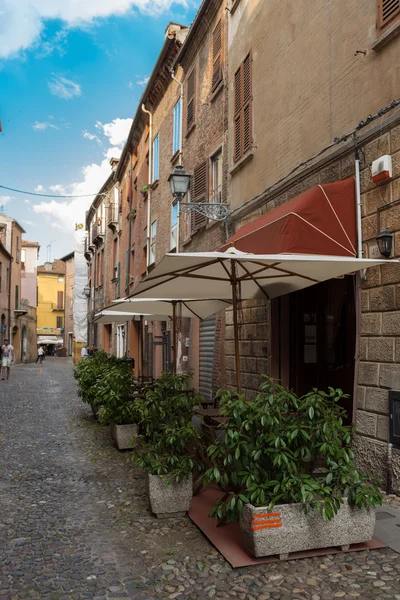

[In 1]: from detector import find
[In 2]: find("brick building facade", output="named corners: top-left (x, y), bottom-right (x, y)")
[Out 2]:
top-left (83, 0), bottom-right (400, 488)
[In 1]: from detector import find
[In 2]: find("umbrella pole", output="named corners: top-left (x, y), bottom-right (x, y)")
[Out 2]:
top-left (139, 316), bottom-right (144, 377)
top-left (230, 262), bottom-right (241, 392)
top-left (172, 301), bottom-right (177, 374)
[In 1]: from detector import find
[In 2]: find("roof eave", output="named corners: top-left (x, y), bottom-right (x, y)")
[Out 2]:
top-left (115, 32), bottom-right (185, 182)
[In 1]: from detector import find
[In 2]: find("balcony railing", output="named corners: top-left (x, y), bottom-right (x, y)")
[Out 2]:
top-left (84, 236), bottom-right (92, 260)
top-left (51, 303), bottom-right (64, 311)
top-left (92, 219), bottom-right (105, 244)
top-left (107, 203), bottom-right (118, 229)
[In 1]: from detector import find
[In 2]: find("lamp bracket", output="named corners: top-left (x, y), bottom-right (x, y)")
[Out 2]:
top-left (179, 202), bottom-right (230, 222)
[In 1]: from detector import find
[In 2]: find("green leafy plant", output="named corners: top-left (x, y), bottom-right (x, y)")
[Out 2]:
top-left (140, 184), bottom-right (149, 196)
top-left (132, 372), bottom-right (203, 482)
top-left (129, 208), bottom-right (137, 219)
top-left (73, 350), bottom-right (109, 406)
top-left (204, 377), bottom-right (382, 524)
top-left (93, 361), bottom-right (138, 425)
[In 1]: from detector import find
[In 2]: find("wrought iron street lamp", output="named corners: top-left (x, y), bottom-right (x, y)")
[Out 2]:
top-left (168, 165), bottom-right (191, 200)
top-left (376, 227), bottom-right (393, 259)
top-left (83, 285), bottom-right (91, 298)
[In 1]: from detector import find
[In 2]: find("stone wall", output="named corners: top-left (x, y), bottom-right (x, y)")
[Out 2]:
top-left (221, 108), bottom-right (400, 492)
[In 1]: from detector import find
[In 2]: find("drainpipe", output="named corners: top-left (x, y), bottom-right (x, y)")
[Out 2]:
top-left (127, 158), bottom-right (133, 356)
top-left (8, 224), bottom-right (13, 341)
top-left (354, 145), bottom-right (363, 258)
top-left (171, 68), bottom-right (184, 253)
top-left (141, 104), bottom-right (153, 272)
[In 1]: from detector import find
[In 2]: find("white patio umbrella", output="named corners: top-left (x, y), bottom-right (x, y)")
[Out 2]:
top-left (127, 247), bottom-right (388, 390)
top-left (96, 299), bottom-right (232, 373)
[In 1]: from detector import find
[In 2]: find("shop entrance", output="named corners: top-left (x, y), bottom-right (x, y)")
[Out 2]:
top-left (271, 276), bottom-right (356, 424)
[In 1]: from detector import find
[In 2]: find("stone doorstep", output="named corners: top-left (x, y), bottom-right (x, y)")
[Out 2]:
top-left (374, 506), bottom-right (400, 553)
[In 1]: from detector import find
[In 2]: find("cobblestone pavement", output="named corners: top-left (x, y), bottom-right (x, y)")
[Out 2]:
top-left (1, 359), bottom-right (400, 600)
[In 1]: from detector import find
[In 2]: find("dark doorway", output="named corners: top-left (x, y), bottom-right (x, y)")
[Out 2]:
top-left (272, 276), bottom-right (356, 424)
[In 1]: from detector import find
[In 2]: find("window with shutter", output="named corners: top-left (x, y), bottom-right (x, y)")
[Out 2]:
top-left (212, 20), bottom-right (223, 92)
top-left (233, 51), bottom-right (252, 163)
top-left (186, 69), bottom-right (196, 132)
top-left (57, 291), bottom-right (63, 310)
top-left (190, 161), bottom-right (208, 233)
top-left (378, 0), bottom-right (400, 30)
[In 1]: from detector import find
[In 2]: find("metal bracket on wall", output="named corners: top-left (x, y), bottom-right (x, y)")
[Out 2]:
top-left (179, 202), bottom-right (231, 239)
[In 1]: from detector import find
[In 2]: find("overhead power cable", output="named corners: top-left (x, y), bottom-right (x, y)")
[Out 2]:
top-left (0, 185), bottom-right (107, 199)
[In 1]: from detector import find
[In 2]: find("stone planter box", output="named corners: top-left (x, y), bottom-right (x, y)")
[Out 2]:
top-left (240, 499), bottom-right (376, 559)
top-left (148, 473), bottom-right (192, 518)
top-left (110, 423), bottom-right (138, 450)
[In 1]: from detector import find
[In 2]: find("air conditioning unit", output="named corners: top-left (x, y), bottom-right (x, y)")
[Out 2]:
top-left (372, 154), bottom-right (392, 184)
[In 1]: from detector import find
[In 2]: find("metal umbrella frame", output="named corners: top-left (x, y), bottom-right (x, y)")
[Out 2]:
top-left (126, 247), bottom-right (388, 391)
top-left (96, 299), bottom-right (233, 373)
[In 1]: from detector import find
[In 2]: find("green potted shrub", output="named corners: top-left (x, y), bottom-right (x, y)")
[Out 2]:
top-left (132, 372), bottom-right (201, 518)
top-left (73, 350), bottom-right (109, 418)
top-left (93, 359), bottom-right (138, 450)
top-left (204, 377), bottom-right (382, 559)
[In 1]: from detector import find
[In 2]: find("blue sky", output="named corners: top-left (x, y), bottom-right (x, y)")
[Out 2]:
top-left (0, 0), bottom-right (199, 262)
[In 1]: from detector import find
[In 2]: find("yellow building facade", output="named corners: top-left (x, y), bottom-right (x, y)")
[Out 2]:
top-left (37, 260), bottom-right (66, 346)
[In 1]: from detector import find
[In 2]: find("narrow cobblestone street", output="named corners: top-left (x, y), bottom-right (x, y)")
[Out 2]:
top-left (1, 359), bottom-right (400, 600)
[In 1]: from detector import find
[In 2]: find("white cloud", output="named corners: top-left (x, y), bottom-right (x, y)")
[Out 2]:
top-left (32, 116), bottom-right (131, 230)
top-left (128, 82), bottom-right (134, 89)
top-left (33, 121), bottom-right (59, 131)
top-left (0, 195), bottom-right (13, 207)
top-left (137, 76), bottom-right (150, 86)
top-left (34, 185), bottom-right (44, 193)
top-left (83, 130), bottom-right (101, 144)
top-left (22, 220), bottom-right (35, 226)
top-left (33, 158), bottom-right (113, 229)
top-left (0, 1), bottom-right (189, 59)
top-left (48, 75), bottom-right (82, 100)
top-left (49, 184), bottom-right (67, 195)
top-left (25, 199), bottom-right (31, 204)
top-left (104, 146), bottom-right (123, 160)
top-left (96, 118), bottom-right (132, 146)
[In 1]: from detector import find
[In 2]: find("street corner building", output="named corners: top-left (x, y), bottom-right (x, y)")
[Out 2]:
top-left (37, 260), bottom-right (67, 353)
top-left (81, 0), bottom-right (400, 492)
top-left (0, 214), bottom-right (39, 363)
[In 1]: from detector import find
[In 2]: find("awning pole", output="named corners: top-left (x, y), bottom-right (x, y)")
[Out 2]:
top-left (355, 146), bottom-right (363, 258)
top-left (230, 261), bottom-right (241, 392)
top-left (172, 301), bottom-right (177, 374)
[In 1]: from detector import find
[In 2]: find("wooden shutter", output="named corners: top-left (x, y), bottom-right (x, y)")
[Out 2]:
top-left (243, 53), bottom-right (252, 154)
top-left (234, 67), bottom-right (242, 162)
top-left (233, 52), bottom-right (252, 163)
top-left (186, 69), bottom-right (195, 131)
top-left (212, 20), bottom-right (223, 92)
top-left (57, 291), bottom-right (63, 310)
top-left (191, 161), bottom-right (208, 232)
top-left (378, 0), bottom-right (400, 30)
top-left (117, 261), bottom-right (121, 297)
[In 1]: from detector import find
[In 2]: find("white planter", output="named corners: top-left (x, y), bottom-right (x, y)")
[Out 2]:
top-left (240, 499), bottom-right (376, 559)
top-left (148, 473), bottom-right (193, 518)
top-left (110, 423), bottom-right (138, 450)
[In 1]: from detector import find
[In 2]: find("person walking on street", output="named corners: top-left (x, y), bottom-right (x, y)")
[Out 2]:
top-left (81, 345), bottom-right (88, 360)
top-left (37, 346), bottom-right (44, 364)
top-left (1, 339), bottom-right (15, 380)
